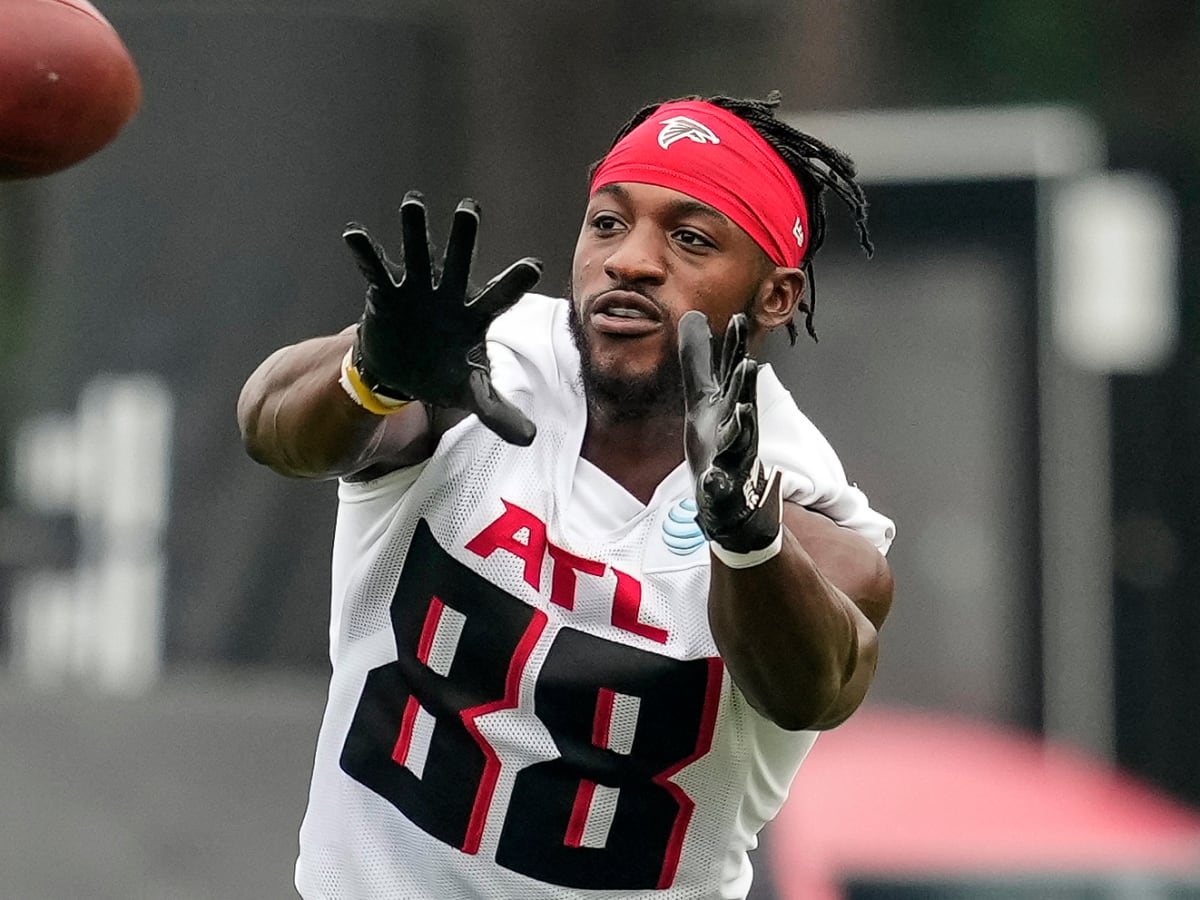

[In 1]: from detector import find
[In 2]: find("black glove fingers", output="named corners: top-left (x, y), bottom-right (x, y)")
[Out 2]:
top-left (723, 356), bottom-right (756, 409)
top-left (713, 412), bottom-right (739, 460)
top-left (716, 313), bottom-right (748, 387)
top-left (465, 367), bottom-right (537, 446)
top-left (703, 402), bottom-right (759, 526)
top-left (468, 257), bottom-right (544, 323)
top-left (736, 357), bottom-right (759, 408)
top-left (678, 310), bottom-right (717, 404)
top-left (728, 401), bottom-right (760, 467)
top-left (439, 199), bottom-right (481, 300)
top-left (399, 192), bottom-right (433, 289)
top-left (342, 225), bottom-right (394, 288)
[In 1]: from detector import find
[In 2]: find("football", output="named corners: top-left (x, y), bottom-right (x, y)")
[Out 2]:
top-left (0, 0), bottom-right (142, 180)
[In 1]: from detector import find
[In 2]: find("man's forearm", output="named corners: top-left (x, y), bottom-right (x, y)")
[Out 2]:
top-left (237, 331), bottom-right (427, 479)
top-left (706, 504), bottom-right (891, 731)
top-left (708, 535), bottom-right (864, 730)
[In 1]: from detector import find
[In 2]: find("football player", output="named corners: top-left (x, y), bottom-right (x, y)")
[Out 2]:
top-left (239, 92), bottom-right (896, 900)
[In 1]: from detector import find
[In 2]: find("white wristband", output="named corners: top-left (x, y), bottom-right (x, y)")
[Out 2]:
top-left (709, 526), bottom-right (784, 569)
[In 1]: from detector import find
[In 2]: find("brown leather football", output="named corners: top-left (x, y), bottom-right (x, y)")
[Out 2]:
top-left (0, 0), bottom-right (141, 179)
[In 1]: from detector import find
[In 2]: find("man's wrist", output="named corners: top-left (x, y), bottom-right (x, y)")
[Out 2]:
top-left (709, 526), bottom-right (784, 568)
top-left (703, 464), bottom-right (784, 567)
top-left (339, 348), bottom-right (412, 416)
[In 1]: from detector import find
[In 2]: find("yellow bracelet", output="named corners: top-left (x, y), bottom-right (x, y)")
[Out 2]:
top-left (338, 348), bottom-right (412, 416)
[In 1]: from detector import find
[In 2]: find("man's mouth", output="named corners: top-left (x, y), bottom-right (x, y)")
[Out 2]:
top-left (589, 290), bottom-right (663, 335)
top-left (604, 307), bottom-right (651, 319)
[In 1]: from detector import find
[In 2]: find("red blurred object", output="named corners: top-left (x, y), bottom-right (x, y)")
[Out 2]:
top-left (0, 0), bottom-right (141, 179)
top-left (770, 706), bottom-right (1200, 900)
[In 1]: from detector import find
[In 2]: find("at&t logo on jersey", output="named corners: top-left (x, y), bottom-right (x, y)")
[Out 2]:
top-left (662, 497), bottom-right (705, 556)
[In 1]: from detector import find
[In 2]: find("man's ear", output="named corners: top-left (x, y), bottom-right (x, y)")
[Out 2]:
top-left (755, 267), bottom-right (807, 333)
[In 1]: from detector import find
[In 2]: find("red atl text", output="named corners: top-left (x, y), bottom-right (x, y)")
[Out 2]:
top-left (465, 500), bottom-right (668, 644)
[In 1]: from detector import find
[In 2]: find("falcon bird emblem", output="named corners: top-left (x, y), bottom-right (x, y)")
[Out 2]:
top-left (657, 116), bottom-right (721, 150)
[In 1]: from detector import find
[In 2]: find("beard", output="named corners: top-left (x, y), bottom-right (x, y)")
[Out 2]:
top-left (566, 290), bottom-right (686, 424)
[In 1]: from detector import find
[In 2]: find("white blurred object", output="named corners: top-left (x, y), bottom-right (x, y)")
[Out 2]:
top-left (1052, 173), bottom-right (1179, 372)
top-left (786, 104), bottom-right (1154, 763)
top-left (794, 105), bottom-right (1104, 181)
top-left (9, 375), bottom-right (173, 694)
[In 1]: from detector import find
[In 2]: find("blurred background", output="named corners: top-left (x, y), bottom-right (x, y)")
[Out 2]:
top-left (1, 1), bottom-right (1198, 898)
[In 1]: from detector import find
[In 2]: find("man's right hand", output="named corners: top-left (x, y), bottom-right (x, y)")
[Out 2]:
top-left (342, 191), bottom-right (543, 446)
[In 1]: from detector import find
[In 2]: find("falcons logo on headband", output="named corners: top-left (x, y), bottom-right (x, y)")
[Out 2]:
top-left (657, 116), bottom-right (721, 149)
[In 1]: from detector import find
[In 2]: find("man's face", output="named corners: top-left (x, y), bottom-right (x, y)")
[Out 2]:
top-left (569, 182), bottom-right (773, 420)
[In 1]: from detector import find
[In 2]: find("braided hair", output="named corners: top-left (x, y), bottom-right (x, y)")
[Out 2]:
top-left (593, 91), bottom-right (872, 343)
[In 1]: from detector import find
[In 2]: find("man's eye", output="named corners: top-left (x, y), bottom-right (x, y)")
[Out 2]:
top-left (591, 215), bottom-right (622, 232)
top-left (675, 229), bottom-right (713, 247)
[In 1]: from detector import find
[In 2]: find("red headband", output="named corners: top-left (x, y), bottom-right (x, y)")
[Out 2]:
top-left (590, 100), bottom-right (809, 267)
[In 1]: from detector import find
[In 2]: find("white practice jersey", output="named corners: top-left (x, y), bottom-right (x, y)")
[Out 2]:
top-left (296, 293), bottom-right (895, 900)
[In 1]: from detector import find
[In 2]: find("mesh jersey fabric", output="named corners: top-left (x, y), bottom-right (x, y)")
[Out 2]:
top-left (295, 292), bottom-right (895, 900)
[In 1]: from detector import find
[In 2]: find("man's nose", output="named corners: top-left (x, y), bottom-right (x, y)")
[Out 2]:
top-left (603, 227), bottom-right (667, 284)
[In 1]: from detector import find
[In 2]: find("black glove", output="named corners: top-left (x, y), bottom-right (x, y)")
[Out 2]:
top-left (342, 191), bottom-right (543, 446)
top-left (678, 310), bottom-right (783, 555)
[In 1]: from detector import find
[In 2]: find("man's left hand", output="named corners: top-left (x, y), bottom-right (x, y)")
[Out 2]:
top-left (678, 311), bottom-right (783, 555)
